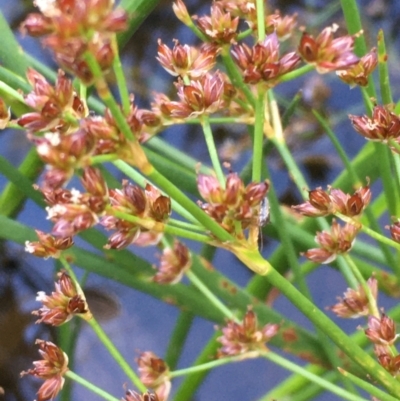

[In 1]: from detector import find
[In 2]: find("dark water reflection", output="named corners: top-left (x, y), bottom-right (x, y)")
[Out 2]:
top-left (1, 0), bottom-right (400, 400)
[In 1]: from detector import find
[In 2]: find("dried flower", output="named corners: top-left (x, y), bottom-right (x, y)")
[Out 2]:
top-left (218, 307), bottom-right (279, 357)
top-left (349, 105), bottom-right (400, 147)
top-left (137, 352), bottom-right (171, 401)
top-left (124, 391), bottom-right (160, 401)
top-left (194, 3), bottom-right (239, 44)
top-left (329, 277), bottom-right (378, 318)
top-left (337, 48), bottom-right (378, 87)
top-left (153, 241), bottom-right (192, 284)
top-left (25, 230), bottom-right (73, 259)
top-left (303, 220), bottom-right (360, 264)
top-left (292, 183), bottom-right (371, 217)
top-left (231, 33), bottom-right (300, 85)
top-left (157, 40), bottom-right (219, 79)
top-left (33, 271), bottom-right (92, 325)
top-left (298, 24), bottom-right (358, 73)
top-left (365, 314), bottom-right (398, 345)
top-left (21, 340), bottom-right (69, 401)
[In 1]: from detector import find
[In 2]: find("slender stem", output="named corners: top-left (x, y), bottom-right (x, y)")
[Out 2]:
top-left (87, 317), bottom-right (146, 391)
top-left (90, 154), bottom-right (119, 164)
top-left (168, 218), bottom-right (206, 232)
top-left (59, 258), bottom-right (146, 391)
top-left (220, 45), bottom-right (255, 108)
top-left (237, 28), bottom-right (253, 41)
top-left (169, 354), bottom-right (249, 378)
top-left (278, 64), bottom-right (314, 83)
top-left (186, 270), bottom-right (238, 321)
top-left (201, 117), bottom-right (226, 188)
top-left (109, 209), bottom-right (211, 243)
top-left (84, 51), bottom-right (134, 142)
top-left (255, 0), bottom-right (265, 41)
top-left (262, 352), bottom-right (369, 401)
top-left (111, 35), bottom-right (131, 115)
top-left (338, 368), bottom-right (400, 401)
top-left (342, 254), bottom-right (380, 317)
top-left (252, 89), bottom-right (265, 182)
top-left (262, 266), bottom-right (400, 397)
top-left (65, 371), bottom-right (120, 401)
top-left (377, 29), bottom-right (392, 105)
top-left (0, 80), bottom-right (26, 103)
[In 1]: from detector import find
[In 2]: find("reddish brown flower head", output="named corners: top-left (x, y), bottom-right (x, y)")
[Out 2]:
top-left (303, 220), bottom-right (360, 264)
top-left (153, 241), bottom-right (192, 284)
top-left (349, 105), bottom-right (400, 145)
top-left (267, 12), bottom-right (298, 41)
top-left (157, 39), bottom-right (219, 79)
top-left (365, 314), bottom-right (398, 346)
top-left (298, 24), bottom-right (358, 73)
top-left (124, 391), bottom-right (160, 401)
top-left (18, 69), bottom-right (87, 133)
top-left (329, 276), bottom-right (378, 318)
top-left (292, 183), bottom-right (371, 218)
top-left (21, 339), bottom-right (69, 401)
top-left (375, 345), bottom-right (400, 376)
top-left (25, 230), bottom-right (74, 259)
top-left (388, 220), bottom-right (400, 243)
top-left (21, 0), bottom-right (128, 83)
top-left (136, 352), bottom-right (170, 401)
top-left (232, 33), bottom-right (300, 85)
top-left (102, 182), bottom-right (171, 249)
top-left (33, 271), bottom-right (92, 325)
top-left (218, 308), bottom-right (279, 357)
top-left (164, 71), bottom-right (226, 118)
top-left (198, 173), bottom-right (269, 236)
top-left (194, 3), bottom-right (239, 44)
top-left (337, 48), bottom-right (378, 87)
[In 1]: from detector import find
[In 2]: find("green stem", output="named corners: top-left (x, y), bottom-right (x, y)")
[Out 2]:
top-left (111, 35), bottom-right (131, 115)
top-left (278, 64), bottom-right (315, 83)
top-left (342, 254), bottom-right (380, 317)
top-left (201, 117), bottom-right (226, 188)
top-left (84, 51), bottom-right (134, 142)
top-left (87, 318), bottom-right (146, 391)
top-left (255, 0), bottom-right (265, 41)
top-left (65, 371), bottom-right (120, 401)
top-left (110, 209), bottom-right (211, 243)
top-left (262, 266), bottom-right (400, 397)
top-left (221, 45), bottom-right (255, 108)
top-left (186, 270), bottom-right (238, 321)
top-left (262, 352), bottom-right (369, 401)
top-left (377, 29), bottom-right (392, 105)
top-left (338, 368), bottom-right (400, 401)
top-left (237, 28), bottom-right (253, 41)
top-left (59, 258), bottom-right (146, 391)
top-left (252, 89), bottom-right (265, 182)
top-left (169, 354), bottom-right (249, 378)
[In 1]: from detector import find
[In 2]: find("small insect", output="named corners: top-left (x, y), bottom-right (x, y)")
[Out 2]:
top-left (258, 197), bottom-right (270, 227)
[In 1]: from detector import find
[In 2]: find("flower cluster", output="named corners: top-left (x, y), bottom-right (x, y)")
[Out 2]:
top-left (337, 49), bottom-right (378, 87)
top-left (231, 33), bottom-right (301, 86)
top-left (21, 340), bottom-right (69, 401)
top-left (197, 173), bottom-right (269, 237)
top-left (349, 105), bottom-right (400, 151)
top-left (25, 230), bottom-right (73, 259)
top-left (137, 352), bottom-right (171, 401)
top-left (303, 220), bottom-right (360, 264)
top-left (329, 277), bottom-right (377, 318)
top-left (153, 240), bottom-right (192, 284)
top-left (292, 183), bottom-right (371, 217)
top-left (217, 308), bottom-right (279, 357)
top-left (21, 0), bottom-right (128, 83)
top-left (101, 182), bottom-right (171, 249)
top-left (298, 24), bottom-right (358, 73)
top-left (33, 271), bottom-right (92, 326)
